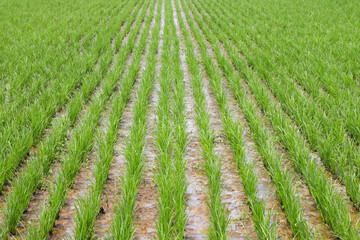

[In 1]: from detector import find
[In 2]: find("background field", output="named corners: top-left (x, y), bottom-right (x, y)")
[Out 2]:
top-left (1, 0), bottom-right (360, 239)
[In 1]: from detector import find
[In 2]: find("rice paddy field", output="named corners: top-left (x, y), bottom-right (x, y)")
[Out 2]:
top-left (0, 0), bottom-right (360, 239)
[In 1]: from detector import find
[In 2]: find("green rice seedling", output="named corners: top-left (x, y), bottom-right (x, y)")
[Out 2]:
top-left (178, 0), bottom-right (278, 238)
top-left (222, 0), bottom-right (360, 144)
top-left (186, 1), bottom-right (314, 239)
top-left (0, 10), bottom-right (103, 139)
top-left (153, 1), bottom-right (188, 238)
top-left (0, 1), bottom-right (119, 125)
top-left (0, 0), bottom-right (141, 192)
top-left (215, 0), bottom-right (360, 143)
top-left (0, 1), bottom-right (141, 236)
top-left (168, 2), bottom-right (188, 238)
top-left (0, 0), bottom-right (106, 118)
top-left (108, 0), bottom-right (161, 238)
top-left (190, 1), bottom-right (359, 238)
top-left (174, 1), bottom-right (233, 239)
top-left (24, 1), bottom-right (154, 239)
top-left (154, 1), bottom-right (176, 238)
top-left (73, 1), bottom-right (161, 239)
top-left (198, 0), bottom-right (360, 209)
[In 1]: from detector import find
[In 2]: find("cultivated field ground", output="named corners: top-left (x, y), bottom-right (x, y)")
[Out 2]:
top-left (0, 0), bottom-right (360, 239)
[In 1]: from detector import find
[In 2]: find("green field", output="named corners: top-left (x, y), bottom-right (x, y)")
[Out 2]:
top-left (1, 0), bottom-right (360, 239)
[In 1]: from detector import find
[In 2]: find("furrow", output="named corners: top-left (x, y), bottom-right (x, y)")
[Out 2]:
top-left (49, 7), bottom-right (154, 236)
top-left (110, 0), bottom-right (161, 237)
top-left (174, 4), bottom-right (209, 236)
top-left (175, 1), bottom-right (231, 239)
top-left (132, 2), bottom-right (163, 240)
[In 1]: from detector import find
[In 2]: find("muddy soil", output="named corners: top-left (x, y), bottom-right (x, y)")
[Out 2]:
top-left (177, 1), bottom-right (259, 238)
top-left (132, 1), bottom-right (162, 239)
top-left (92, 3), bottom-right (159, 238)
top-left (174, 6), bottom-right (210, 240)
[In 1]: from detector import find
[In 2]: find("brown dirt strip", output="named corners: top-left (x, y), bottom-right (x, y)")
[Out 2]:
top-left (131, 76), bottom-right (159, 240)
top-left (132, 1), bottom-right (162, 238)
top-left (178, 0), bottom-right (262, 238)
top-left (92, 2), bottom-right (161, 238)
top-left (182, 83), bottom-right (210, 239)
top-left (183, 75), bottom-right (210, 239)
top-left (173, 1), bottom-right (210, 239)
top-left (203, 72), bottom-right (260, 240)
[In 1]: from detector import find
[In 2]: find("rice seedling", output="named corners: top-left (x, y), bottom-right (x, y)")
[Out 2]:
top-left (0, 0), bottom-right (139, 192)
top-left (110, 0), bottom-right (162, 238)
top-left (1, 0), bottom-right (359, 238)
top-left (190, 0), bottom-right (359, 237)
top-left (23, 1), bottom-right (155, 238)
top-left (197, 0), bottom-right (360, 210)
top-left (168, 2), bottom-right (188, 237)
top-left (154, 0), bottom-right (177, 238)
top-left (1, 0), bottom-right (142, 236)
top-left (73, 0), bottom-right (161, 238)
top-left (153, 1), bottom-right (188, 239)
top-left (185, 1), bottom-right (316, 239)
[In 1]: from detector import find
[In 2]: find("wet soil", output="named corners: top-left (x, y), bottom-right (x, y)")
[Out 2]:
top-left (92, 3), bottom-right (159, 238)
top-left (132, 1), bottom-right (162, 239)
top-left (173, 2), bottom-right (210, 239)
top-left (178, 1), bottom-right (260, 238)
